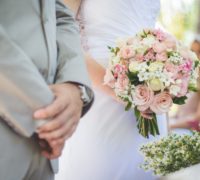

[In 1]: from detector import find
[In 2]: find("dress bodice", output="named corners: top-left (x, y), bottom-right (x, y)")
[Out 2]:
top-left (78, 0), bottom-right (160, 67)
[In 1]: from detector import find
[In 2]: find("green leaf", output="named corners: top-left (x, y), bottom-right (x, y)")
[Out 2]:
top-left (108, 46), bottom-right (120, 55)
top-left (125, 101), bottom-right (132, 111)
top-left (134, 108), bottom-right (141, 119)
top-left (107, 46), bottom-right (115, 54)
top-left (195, 60), bottom-right (200, 68)
top-left (144, 118), bottom-right (149, 138)
top-left (173, 96), bottom-right (187, 105)
top-left (149, 119), bottom-right (156, 136)
top-left (134, 108), bottom-right (160, 138)
top-left (127, 71), bottom-right (142, 86)
top-left (188, 85), bottom-right (198, 92)
top-left (167, 51), bottom-right (174, 58)
top-left (151, 116), bottom-right (160, 135)
top-left (107, 46), bottom-right (112, 50)
top-left (115, 47), bottom-right (120, 55)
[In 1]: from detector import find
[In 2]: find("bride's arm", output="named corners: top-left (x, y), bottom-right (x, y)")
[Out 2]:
top-left (64, 0), bottom-right (81, 15)
top-left (64, 0), bottom-right (121, 103)
top-left (84, 53), bottom-right (122, 103)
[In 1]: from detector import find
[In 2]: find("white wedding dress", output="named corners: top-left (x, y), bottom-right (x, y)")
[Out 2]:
top-left (56, 0), bottom-right (167, 180)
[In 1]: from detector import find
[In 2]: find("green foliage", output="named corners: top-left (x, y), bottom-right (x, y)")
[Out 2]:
top-left (188, 84), bottom-right (198, 92)
top-left (195, 60), bottom-right (200, 68)
top-left (140, 131), bottom-right (200, 176)
top-left (125, 101), bottom-right (132, 111)
top-left (173, 96), bottom-right (187, 105)
top-left (134, 108), bottom-right (160, 138)
top-left (108, 46), bottom-right (120, 56)
top-left (127, 71), bottom-right (142, 86)
top-left (159, 0), bottom-right (199, 42)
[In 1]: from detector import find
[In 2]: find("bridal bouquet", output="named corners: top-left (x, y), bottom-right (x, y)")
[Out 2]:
top-left (140, 131), bottom-right (200, 176)
top-left (104, 29), bottom-right (200, 138)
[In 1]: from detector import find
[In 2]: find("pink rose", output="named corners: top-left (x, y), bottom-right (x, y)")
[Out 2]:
top-left (133, 85), bottom-right (154, 111)
top-left (115, 76), bottom-right (129, 92)
top-left (153, 42), bottom-right (166, 53)
top-left (113, 64), bottom-right (128, 78)
top-left (164, 63), bottom-right (179, 79)
top-left (135, 54), bottom-right (144, 62)
top-left (156, 52), bottom-right (168, 62)
top-left (104, 69), bottom-right (116, 88)
top-left (144, 49), bottom-right (155, 61)
top-left (179, 59), bottom-right (193, 73)
top-left (153, 29), bottom-right (166, 41)
top-left (120, 46), bottom-right (135, 59)
top-left (163, 34), bottom-right (176, 49)
top-left (150, 92), bottom-right (173, 114)
top-left (177, 77), bottom-right (189, 97)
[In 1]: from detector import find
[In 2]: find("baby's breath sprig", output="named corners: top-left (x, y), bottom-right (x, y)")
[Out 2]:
top-left (140, 131), bottom-right (200, 176)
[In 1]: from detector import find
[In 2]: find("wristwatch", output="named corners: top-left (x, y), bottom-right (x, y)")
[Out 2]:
top-left (78, 85), bottom-right (91, 106)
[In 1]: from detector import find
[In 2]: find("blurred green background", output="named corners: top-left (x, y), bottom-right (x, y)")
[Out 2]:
top-left (159, 0), bottom-right (200, 44)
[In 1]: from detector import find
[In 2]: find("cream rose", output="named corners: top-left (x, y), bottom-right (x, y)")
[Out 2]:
top-left (150, 92), bottom-right (173, 114)
top-left (129, 61), bottom-right (140, 73)
top-left (142, 35), bottom-right (156, 47)
top-left (153, 42), bottom-right (167, 53)
top-left (120, 46), bottom-right (135, 59)
top-left (111, 55), bottom-right (121, 64)
top-left (148, 62), bottom-right (164, 72)
top-left (149, 78), bottom-right (164, 91)
top-left (133, 85), bottom-right (154, 111)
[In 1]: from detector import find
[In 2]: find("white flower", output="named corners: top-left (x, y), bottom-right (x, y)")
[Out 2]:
top-left (168, 52), bottom-right (184, 64)
top-left (192, 68), bottom-right (199, 79)
top-left (169, 85), bottom-right (181, 96)
top-left (138, 62), bottom-right (148, 72)
top-left (175, 79), bottom-right (182, 85)
top-left (134, 44), bottom-right (149, 55)
top-left (142, 35), bottom-right (156, 47)
top-left (138, 72), bottom-right (149, 81)
top-left (140, 131), bottom-right (200, 176)
top-left (129, 61), bottom-right (140, 73)
top-left (190, 51), bottom-right (199, 61)
top-left (111, 55), bottom-right (120, 64)
top-left (148, 62), bottom-right (164, 72)
top-left (161, 72), bottom-right (175, 87)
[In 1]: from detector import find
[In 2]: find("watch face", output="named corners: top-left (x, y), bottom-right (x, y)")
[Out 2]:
top-left (79, 85), bottom-right (90, 104)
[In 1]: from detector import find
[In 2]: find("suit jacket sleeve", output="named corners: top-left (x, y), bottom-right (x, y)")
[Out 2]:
top-left (0, 25), bottom-right (54, 137)
top-left (55, 0), bottom-right (94, 116)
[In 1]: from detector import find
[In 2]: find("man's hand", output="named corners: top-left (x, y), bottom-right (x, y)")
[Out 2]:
top-left (38, 138), bottom-right (65, 159)
top-left (34, 83), bottom-right (83, 156)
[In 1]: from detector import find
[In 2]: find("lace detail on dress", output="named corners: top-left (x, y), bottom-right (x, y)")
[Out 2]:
top-left (76, 3), bottom-right (89, 51)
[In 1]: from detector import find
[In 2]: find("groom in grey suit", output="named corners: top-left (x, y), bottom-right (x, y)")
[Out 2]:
top-left (0, 0), bottom-right (93, 180)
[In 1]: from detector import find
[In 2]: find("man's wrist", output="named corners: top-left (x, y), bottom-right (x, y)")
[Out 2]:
top-left (78, 85), bottom-right (91, 107)
top-left (63, 82), bottom-right (94, 116)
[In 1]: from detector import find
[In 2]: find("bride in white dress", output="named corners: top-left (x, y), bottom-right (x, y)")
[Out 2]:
top-left (56, 0), bottom-right (167, 179)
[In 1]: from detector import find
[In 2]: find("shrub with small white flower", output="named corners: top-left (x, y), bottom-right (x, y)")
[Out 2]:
top-left (140, 131), bottom-right (200, 176)
top-left (104, 29), bottom-right (200, 138)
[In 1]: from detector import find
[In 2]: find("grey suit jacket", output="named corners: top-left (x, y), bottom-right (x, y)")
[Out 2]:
top-left (0, 0), bottom-right (93, 173)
